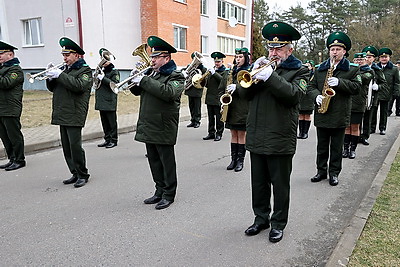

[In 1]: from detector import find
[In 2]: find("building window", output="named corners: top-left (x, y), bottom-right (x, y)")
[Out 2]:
top-left (217, 0), bottom-right (246, 24)
top-left (174, 0), bottom-right (187, 3)
top-left (174, 25), bottom-right (187, 50)
top-left (201, 0), bottom-right (208, 15)
top-left (217, 36), bottom-right (244, 55)
top-left (201, 35), bottom-right (208, 54)
top-left (23, 18), bottom-right (43, 46)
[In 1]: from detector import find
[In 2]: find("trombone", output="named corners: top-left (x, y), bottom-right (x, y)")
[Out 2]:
top-left (237, 58), bottom-right (278, 88)
top-left (26, 62), bottom-right (65, 83)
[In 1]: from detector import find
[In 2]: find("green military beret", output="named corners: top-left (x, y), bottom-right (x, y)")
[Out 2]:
top-left (354, 52), bottom-right (366, 59)
top-left (147, 36), bottom-right (177, 57)
top-left (305, 60), bottom-right (315, 66)
top-left (211, 51), bottom-right (226, 61)
top-left (0, 41), bottom-right (18, 53)
top-left (362, 46), bottom-right (378, 57)
top-left (262, 21), bottom-right (301, 48)
top-left (59, 37), bottom-right (85, 55)
top-left (379, 47), bottom-right (392, 57)
top-left (326, 31), bottom-right (352, 51)
top-left (235, 47), bottom-right (249, 54)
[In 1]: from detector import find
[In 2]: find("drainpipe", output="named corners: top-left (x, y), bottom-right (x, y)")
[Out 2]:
top-left (250, 0), bottom-right (254, 61)
top-left (76, 0), bottom-right (84, 55)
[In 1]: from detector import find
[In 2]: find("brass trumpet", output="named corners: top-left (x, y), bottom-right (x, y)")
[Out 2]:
top-left (192, 70), bottom-right (211, 88)
top-left (26, 62), bottom-right (65, 83)
top-left (237, 58), bottom-right (278, 88)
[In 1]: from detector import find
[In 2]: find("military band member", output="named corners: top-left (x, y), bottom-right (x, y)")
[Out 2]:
top-left (220, 47), bottom-right (251, 172)
top-left (95, 48), bottom-right (120, 149)
top-left (46, 37), bottom-right (92, 188)
top-left (298, 59), bottom-right (315, 139)
top-left (0, 41), bottom-right (26, 171)
top-left (129, 36), bottom-right (184, 210)
top-left (239, 21), bottom-right (308, 243)
top-left (343, 53), bottom-right (373, 159)
top-left (386, 53), bottom-right (400, 117)
top-left (309, 32), bottom-right (361, 186)
top-left (202, 52), bottom-right (226, 141)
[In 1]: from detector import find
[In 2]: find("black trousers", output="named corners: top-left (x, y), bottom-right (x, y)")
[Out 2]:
top-left (388, 95), bottom-right (400, 115)
top-left (316, 127), bottom-right (345, 177)
top-left (0, 116), bottom-right (25, 163)
top-left (206, 104), bottom-right (224, 136)
top-left (99, 110), bottom-right (118, 144)
top-left (360, 109), bottom-right (372, 140)
top-left (146, 143), bottom-right (177, 201)
top-left (188, 96), bottom-right (202, 124)
top-left (250, 152), bottom-right (293, 230)
top-left (59, 126), bottom-right (90, 180)
top-left (371, 100), bottom-right (389, 131)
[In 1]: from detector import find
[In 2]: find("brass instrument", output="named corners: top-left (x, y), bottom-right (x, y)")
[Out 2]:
top-left (192, 70), bottom-right (211, 88)
top-left (109, 43), bottom-right (151, 93)
top-left (237, 58), bottom-right (278, 88)
top-left (26, 62), bottom-right (65, 83)
top-left (93, 50), bottom-right (116, 91)
top-left (220, 65), bottom-right (235, 122)
top-left (318, 62), bottom-right (336, 114)
top-left (184, 51), bottom-right (204, 90)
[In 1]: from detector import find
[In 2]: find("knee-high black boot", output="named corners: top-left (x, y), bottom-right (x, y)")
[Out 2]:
top-left (302, 120), bottom-right (311, 139)
top-left (235, 144), bottom-right (246, 172)
top-left (349, 135), bottom-right (359, 159)
top-left (227, 143), bottom-right (238, 170)
top-left (297, 120), bottom-right (304, 139)
top-left (343, 134), bottom-right (351, 158)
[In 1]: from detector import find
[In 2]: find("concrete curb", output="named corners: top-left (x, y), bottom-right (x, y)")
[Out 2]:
top-left (326, 130), bottom-right (400, 266)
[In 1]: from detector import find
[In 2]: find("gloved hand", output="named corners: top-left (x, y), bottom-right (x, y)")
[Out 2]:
top-left (47, 62), bottom-right (54, 69)
top-left (227, 84), bottom-right (236, 94)
top-left (97, 73), bottom-right (105, 81)
top-left (131, 74), bottom-right (144, 85)
top-left (130, 68), bottom-right (139, 77)
top-left (316, 95), bottom-right (325, 105)
top-left (253, 64), bottom-right (274, 82)
top-left (327, 77), bottom-right (339, 87)
top-left (46, 68), bottom-right (62, 79)
top-left (372, 83), bottom-right (379, 91)
top-left (181, 69), bottom-right (188, 78)
top-left (208, 66), bottom-right (215, 75)
top-left (253, 56), bottom-right (268, 70)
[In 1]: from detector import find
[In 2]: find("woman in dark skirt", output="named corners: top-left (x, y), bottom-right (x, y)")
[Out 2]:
top-left (219, 47), bottom-right (251, 172)
top-left (298, 60), bottom-right (315, 139)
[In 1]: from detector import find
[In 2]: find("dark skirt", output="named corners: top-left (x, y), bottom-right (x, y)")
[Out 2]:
top-left (225, 122), bottom-right (246, 131)
top-left (299, 109), bottom-right (313, 115)
top-left (350, 112), bottom-right (363, 124)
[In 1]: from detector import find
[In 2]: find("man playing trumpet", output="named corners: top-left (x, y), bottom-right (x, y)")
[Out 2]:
top-left (239, 21), bottom-right (308, 243)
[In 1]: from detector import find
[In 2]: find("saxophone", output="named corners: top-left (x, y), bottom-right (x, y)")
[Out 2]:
top-left (220, 65), bottom-right (235, 122)
top-left (318, 61), bottom-right (336, 114)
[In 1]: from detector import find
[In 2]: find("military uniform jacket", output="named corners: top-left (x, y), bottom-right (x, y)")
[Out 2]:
top-left (219, 64), bottom-right (251, 125)
top-left (369, 63), bottom-right (388, 107)
top-left (95, 64), bottom-right (119, 111)
top-left (184, 64), bottom-right (205, 98)
top-left (204, 65), bottom-right (226, 106)
top-left (309, 58), bottom-right (361, 128)
top-left (351, 65), bottom-right (374, 113)
top-left (0, 58), bottom-right (24, 117)
top-left (130, 60), bottom-right (184, 146)
top-left (377, 62), bottom-right (400, 100)
top-left (299, 68), bottom-right (315, 111)
top-left (239, 55), bottom-right (308, 155)
top-left (46, 58), bottom-right (92, 127)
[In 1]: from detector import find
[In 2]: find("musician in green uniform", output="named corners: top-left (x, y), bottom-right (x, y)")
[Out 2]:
top-left (386, 51), bottom-right (400, 117)
top-left (239, 21), bottom-right (308, 243)
top-left (342, 53), bottom-right (373, 159)
top-left (95, 48), bottom-right (120, 148)
top-left (219, 47), bottom-right (251, 172)
top-left (359, 46), bottom-right (388, 145)
top-left (298, 59), bottom-right (315, 139)
top-left (309, 32), bottom-right (361, 186)
top-left (46, 37), bottom-right (93, 188)
top-left (129, 36), bottom-right (184, 210)
top-left (202, 52), bottom-right (226, 141)
top-left (0, 41), bottom-right (26, 171)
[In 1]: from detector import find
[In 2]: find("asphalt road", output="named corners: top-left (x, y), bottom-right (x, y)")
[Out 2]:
top-left (1, 116), bottom-right (399, 266)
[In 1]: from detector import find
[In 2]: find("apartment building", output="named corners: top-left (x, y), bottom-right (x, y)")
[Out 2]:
top-left (0, 0), bottom-right (253, 89)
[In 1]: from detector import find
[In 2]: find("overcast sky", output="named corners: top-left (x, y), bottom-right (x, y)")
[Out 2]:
top-left (267, 0), bottom-right (311, 12)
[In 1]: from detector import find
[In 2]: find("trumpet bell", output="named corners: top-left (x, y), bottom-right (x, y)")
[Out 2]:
top-left (237, 70), bottom-right (252, 88)
top-left (192, 73), bottom-right (204, 88)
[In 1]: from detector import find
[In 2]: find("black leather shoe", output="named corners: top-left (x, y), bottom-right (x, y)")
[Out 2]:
top-left (361, 138), bottom-right (369, 146)
top-left (144, 195), bottom-right (162, 204)
top-left (105, 142), bottom-right (117, 149)
top-left (380, 130), bottom-right (386, 135)
top-left (155, 199), bottom-right (174, 210)
top-left (0, 160), bottom-right (13, 169)
top-left (97, 141), bottom-right (109, 147)
top-left (244, 223), bottom-right (269, 236)
top-left (187, 122), bottom-right (195, 127)
top-left (269, 229), bottom-right (283, 243)
top-left (329, 175), bottom-right (339, 186)
top-left (63, 176), bottom-right (78, 184)
top-left (310, 173), bottom-right (327, 183)
top-left (74, 178), bottom-right (88, 188)
top-left (203, 134), bottom-right (215, 140)
top-left (370, 129), bottom-right (375, 134)
top-left (5, 161), bottom-right (26, 171)
top-left (193, 123), bottom-right (200, 128)
top-left (214, 135), bottom-right (222, 141)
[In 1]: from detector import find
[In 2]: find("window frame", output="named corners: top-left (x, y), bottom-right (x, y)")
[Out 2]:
top-left (22, 17), bottom-right (44, 47)
top-left (173, 24), bottom-right (188, 51)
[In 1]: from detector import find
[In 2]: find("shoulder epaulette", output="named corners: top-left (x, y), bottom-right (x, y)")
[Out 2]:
top-left (350, 63), bottom-right (359, 67)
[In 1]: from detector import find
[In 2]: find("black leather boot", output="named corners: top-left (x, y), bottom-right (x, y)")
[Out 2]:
top-left (235, 144), bottom-right (246, 172)
top-left (342, 134), bottom-right (350, 158)
top-left (302, 120), bottom-right (311, 139)
top-left (349, 135), bottom-right (358, 159)
top-left (297, 120), bottom-right (304, 139)
top-left (227, 143), bottom-right (238, 170)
